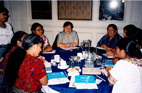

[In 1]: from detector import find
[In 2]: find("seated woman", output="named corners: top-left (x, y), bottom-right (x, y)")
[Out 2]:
top-left (4, 34), bottom-right (48, 92)
top-left (106, 24), bottom-right (138, 63)
top-left (123, 24), bottom-right (137, 39)
top-left (0, 7), bottom-right (13, 58)
top-left (57, 21), bottom-right (79, 48)
top-left (106, 38), bottom-right (142, 93)
top-left (31, 22), bottom-right (52, 52)
top-left (1, 31), bottom-right (27, 69)
top-left (97, 24), bottom-right (122, 51)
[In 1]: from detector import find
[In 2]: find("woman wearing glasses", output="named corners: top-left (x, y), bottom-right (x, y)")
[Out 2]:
top-left (31, 22), bottom-right (52, 52)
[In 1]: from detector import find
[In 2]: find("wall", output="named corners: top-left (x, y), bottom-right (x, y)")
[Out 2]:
top-left (4, 0), bottom-right (142, 46)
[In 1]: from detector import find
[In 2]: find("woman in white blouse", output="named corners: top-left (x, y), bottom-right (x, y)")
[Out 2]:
top-left (106, 38), bottom-right (142, 93)
top-left (0, 7), bottom-right (13, 58)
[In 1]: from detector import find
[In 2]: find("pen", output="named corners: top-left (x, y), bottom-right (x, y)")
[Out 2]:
top-left (96, 75), bottom-right (106, 82)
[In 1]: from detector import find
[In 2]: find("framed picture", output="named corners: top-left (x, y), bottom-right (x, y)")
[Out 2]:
top-left (31, 0), bottom-right (52, 19)
top-left (58, 0), bottom-right (92, 20)
top-left (99, 0), bottom-right (125, 21)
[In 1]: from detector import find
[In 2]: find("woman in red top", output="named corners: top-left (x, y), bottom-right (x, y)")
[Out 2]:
top-left (4, 34), bottom-right (48, 92)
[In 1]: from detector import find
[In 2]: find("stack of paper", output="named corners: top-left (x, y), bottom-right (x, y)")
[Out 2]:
top-left (44, 61), bottom-right (52, 73)
top-left (75, 75), bottom-right (98, 89)
top-left (47, 72), bottom-right (69, 85)
top-left (82, 68), bottom-right (101, 75)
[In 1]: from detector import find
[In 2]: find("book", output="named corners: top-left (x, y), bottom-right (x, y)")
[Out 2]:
top-left (47, 72), bottom-right (69, 85)
top-left (75, 75), bottom-right (98, 89)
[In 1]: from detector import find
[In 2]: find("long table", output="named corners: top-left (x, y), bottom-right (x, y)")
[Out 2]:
top-left (42, 47), bottom-right (113, 93)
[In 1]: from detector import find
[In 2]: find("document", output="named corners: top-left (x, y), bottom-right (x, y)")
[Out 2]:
top-left (47, 72), bottom-right (69, 85)
top-left (75, 75), bottom-right (98, 89)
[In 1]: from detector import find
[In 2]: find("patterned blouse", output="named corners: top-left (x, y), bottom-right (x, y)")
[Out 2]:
top-left (1, 45), bottom-right (18, 69)
top-left (15, 54), bottom-right (46, 92)
top-left (40, 35), bottom-right (49, 48)
top-left (109, 58), bottom-right (142, 84)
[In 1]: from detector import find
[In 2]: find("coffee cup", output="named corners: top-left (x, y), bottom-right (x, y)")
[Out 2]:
top-left (59, 60), bottom-right (67, 68)
top-left (54, 55), bottom-right (60, 62)
top-left (77, 53), bottom-right (83, 59)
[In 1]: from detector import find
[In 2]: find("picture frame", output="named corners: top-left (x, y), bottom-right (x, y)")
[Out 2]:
top-left (99, 0), bottom-right (125, 21)
top-left (58, 0), bottom-right (92, 20)
top-left (31, 1), bottom-right (52, 19)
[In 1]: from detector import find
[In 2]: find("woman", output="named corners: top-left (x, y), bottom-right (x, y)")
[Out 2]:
top-left (31, 22), bottom-right (52, 52)
top-left (106, 38), bottom-right (142, 93)
top-left (0, 7), bottom-right (13, 58)
top-left (123, 24), bottom-right (137, 39)
top-left (97, 24), bottom-right (122, 51)
top-left (57, 21), bottom-right (79, 48)
top-left (1, 31), bottom-right (27, 69)
top-left (4, 34), bottom-right (48, 92)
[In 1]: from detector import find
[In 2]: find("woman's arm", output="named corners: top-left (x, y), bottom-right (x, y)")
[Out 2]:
top-left (39, 75), bottom-right (48, 85)
top-left (57, 41), bottom-right (70, 48)
top-left (42, 45), bottom-right (52, 52)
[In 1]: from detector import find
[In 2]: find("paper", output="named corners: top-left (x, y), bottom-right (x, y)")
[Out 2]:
top-left (82, 68), bottom-right (101, 75)
top-left (100, 69), bottom-right (108, 77)
top-left (69, 76), bottom-right (76, 88)
top-left (96, 79), bottom-right (102, 85)
top-left (95, 47), bottom-right (107, 51)
top-left (75, 75), bottom-right (98, 89)
top-left (47, 72), bottom-right (69, 85)
top-left (42, 50), bottom-right (56, 54)
top-left (44, 62), bottom-right (52, 73)
top-left (102, 53), bottom-right (114, 58)
top-left (61, 47), bottom-right (79, 50)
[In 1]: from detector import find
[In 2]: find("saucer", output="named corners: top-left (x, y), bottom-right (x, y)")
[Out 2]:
top-left (57, 64), bottom-right (69, 69)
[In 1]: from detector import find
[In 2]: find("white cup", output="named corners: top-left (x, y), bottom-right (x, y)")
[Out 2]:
top-left (59, 60), bottom-right (67, 67)
top-left (54, 55), bottom-right (60, 62)
top-left (77, 53), bottom-right (83, 59)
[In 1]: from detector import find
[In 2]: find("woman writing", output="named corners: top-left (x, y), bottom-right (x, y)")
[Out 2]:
top-left (57, 21), bottom-right (79, 48)
top-left (4, 34), bottom-right (48, 92)
top-left (97, 24), bottom-right (122, 51)
top-left (106, 38), bottom-right (142, 93)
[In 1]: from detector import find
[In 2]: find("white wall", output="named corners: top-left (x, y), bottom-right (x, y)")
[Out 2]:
top-left (4, 0), bottom-right (142, 46)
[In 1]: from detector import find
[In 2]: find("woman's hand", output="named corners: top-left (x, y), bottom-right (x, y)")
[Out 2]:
top-left (105, 66), bottom-right (113, 77)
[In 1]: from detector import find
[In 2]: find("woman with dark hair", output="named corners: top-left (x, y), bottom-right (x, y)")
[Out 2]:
top-left (0, 6), bottom-right (13, 58)
top-left (31, 22), bottom-right (52, 52)
top-left (4, 34), bottom-right (48, 92)
top-left (1, 31), bottom-right (27, 69)
top-left (57, 21), bottom-right (79, 48)
top-left (106, 38), bottom-right (142, 93)
top-left (97, 24), bottom-right (122, 51)
top-left (123, 24), bottom-right (137, 39)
